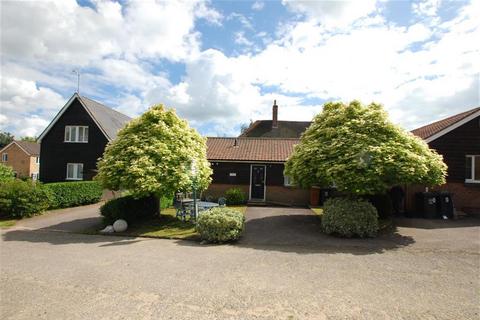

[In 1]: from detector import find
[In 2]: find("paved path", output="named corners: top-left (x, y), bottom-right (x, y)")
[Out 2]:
top-left (1, 206), bottom-right (479, 319)
top-left (15, 203), bottom-right (103, 232)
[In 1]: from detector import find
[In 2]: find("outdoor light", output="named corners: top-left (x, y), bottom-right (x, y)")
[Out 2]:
top-left (190, 159), bottom-right (198, 219)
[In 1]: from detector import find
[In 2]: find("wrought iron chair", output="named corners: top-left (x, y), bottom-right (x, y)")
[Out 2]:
top-left (218, 197), bottom-right (226, 207)
top-left (174, 200), bottom-right (187, 222)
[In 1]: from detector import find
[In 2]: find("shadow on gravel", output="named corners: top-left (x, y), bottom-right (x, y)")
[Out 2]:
top-left (175, 214), bottom-right (415, 255)
top-left (394, 216), bottom-right (480, 229)
top-left (1, 228), bottom-right (139, 246)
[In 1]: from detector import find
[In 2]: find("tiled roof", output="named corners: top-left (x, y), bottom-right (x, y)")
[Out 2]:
top-left (207, 137), bottom-right (299, 162)
top-left (411, 107), bottom-right (480, 140)
top-left (14, 140), bottom-right (40, 156)
top-left (239, 120), bottom-right (311, 138)
top-left (79, 96), bottom-right (132, 141)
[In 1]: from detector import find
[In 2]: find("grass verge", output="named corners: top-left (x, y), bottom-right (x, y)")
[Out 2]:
top-left (0, 217), bottom-right (19, 229)
top-left (87, 205), bottom-right (248, 240)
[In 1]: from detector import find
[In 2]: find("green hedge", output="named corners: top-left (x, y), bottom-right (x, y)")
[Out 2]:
top-left (0, 180), bottom-right (52, 218)
top-left (100, 195), bottom-right (159, 224)
top-left (322, 197), bottom-right (379, 238)
top-left (196, 207), bottom-right (245, 243)
top-left (225, 188), bottom-right (246, 205)
top-left (44, 181), bottom-right (103, 209)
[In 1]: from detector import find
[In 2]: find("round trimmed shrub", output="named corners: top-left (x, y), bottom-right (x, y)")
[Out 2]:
top-left (0, 180), bottom-right (53, 218)
top-left (322, 197), bottom-right (379, 238)
top-left (225, 188), bottom-right (246, 205)
top-left (196, 207), bottom-right (245, 243)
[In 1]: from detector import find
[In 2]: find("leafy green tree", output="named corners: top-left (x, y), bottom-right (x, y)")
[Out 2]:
top-left (0, 132), bottom-right (14, 148)
top-left (284, 101), bottom-right (447, 195)
top-left (96, 104), bottom-right (212, 203)
top-left (20, 136), bottom-right (37, 142)
top-left (0, 163), bottom-right (15, 182)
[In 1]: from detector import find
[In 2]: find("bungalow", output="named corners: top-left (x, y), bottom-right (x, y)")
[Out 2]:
top-left (205, 101), bottom-right (311, 206)
top-left (37, 93), bottom-right (131, 182)
top-left (0, 140), bottom-right (40, 180)
top-left (408, 107), bottom-right (480, 214)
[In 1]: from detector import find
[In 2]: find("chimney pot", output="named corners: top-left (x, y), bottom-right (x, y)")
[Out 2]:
top-left (272, 100), bottom-right (278, 128)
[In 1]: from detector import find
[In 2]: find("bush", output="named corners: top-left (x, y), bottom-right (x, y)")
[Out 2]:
top-left (0, 164), bottom-right (15, 182)
top-left (160, 196), bottom-right (173, 209)
top-left (322, 197), bottom-right (379, 238)
top-left (44, 181), bottom-right (103, 209)
top-left (100, 195), bottom-right (158, 224)
top-left (196, 207), bottom-right (245, 243)
top-left (0, 180), bottom-right (53, 218)
top-left (225, 188), bottom-right (246, 205)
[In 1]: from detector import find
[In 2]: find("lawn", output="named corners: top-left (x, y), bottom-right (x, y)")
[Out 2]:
top-left (0, 218), bottom-right (19, 229)
top-left (98, 205), bottom-right (248, 240)
top-left (310, 207), bottom-right (323, 216)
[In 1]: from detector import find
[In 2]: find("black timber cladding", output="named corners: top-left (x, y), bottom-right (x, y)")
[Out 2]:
top-left (429, 115), bottom-right (480, 183)
top-left (210, 162), bottom-right (286, 186)
top-left (39, 98), bottom-right (109, 182)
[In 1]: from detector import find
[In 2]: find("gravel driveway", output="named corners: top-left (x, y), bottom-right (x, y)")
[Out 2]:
top-left (1, 206), bottom-right (479, 319)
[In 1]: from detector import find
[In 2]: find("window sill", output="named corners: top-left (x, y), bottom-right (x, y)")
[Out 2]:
top-left (66, 178), bottom-right (83, 181)
top-left (64, 141), bottom-right (89, 143)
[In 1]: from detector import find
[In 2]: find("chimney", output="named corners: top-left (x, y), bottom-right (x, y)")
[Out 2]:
top-left (272, 100), bottom-right (278, 128)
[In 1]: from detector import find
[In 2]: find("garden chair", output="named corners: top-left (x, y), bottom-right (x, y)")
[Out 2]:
top-left (174, 201), bottom-right (187, 222)
top-left (218, 197), bottom-right (226, 207)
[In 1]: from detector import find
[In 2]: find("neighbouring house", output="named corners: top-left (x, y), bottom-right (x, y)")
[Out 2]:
top-left (205, 101), bottom-right (311, 205)
top-left (239, 100), bottom-right (310, 138)
top-left (408, 107), bottom-right (480, 214)
top-left (37, 93), bottom-right (131, 182)
top-left (0, 140), bottom-right (40, 180)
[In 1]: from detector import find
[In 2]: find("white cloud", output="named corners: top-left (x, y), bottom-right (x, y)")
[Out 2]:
top-left (252, 1), bottom-right (265, 11)
top-left (234, 31), bottom-right (254, 47)
top-left (283, 0), bottom-right (378, 28)
top-left (412, 0), bottom-right (441, 17)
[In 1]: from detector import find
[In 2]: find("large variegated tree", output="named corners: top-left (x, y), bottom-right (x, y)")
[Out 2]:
top-left (96, 104), bottom-right (212, 202)
top-left (284, 101), bottom-right (447, 196)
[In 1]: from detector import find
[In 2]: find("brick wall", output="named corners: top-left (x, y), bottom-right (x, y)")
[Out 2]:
top-left (204, 183), bottom-right (309, 206)
top-left (405, 183), bottom-right (480, 214)
top-left (0, 143), bottom-right (38, 179)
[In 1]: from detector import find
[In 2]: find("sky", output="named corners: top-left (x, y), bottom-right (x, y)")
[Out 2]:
top-left (1, 0), bottom-right (479, 138)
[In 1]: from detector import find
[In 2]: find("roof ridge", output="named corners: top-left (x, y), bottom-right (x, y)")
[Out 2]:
top-left (207, 136), bottom-right (300, 140)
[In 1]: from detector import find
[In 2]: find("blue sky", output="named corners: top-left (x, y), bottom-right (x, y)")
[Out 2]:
top-left (1, 0), bottom-right (478, 138)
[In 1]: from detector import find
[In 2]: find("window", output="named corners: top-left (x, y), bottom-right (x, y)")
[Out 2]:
top-left (1, 153), bottom-right (7, 162)
top-left (66, 163), bottom-right (83, 180)
top-left (35, 157), bottom-right (40, 164)
top-left (31, 173), bottom-right (39, 180)
top-left (466, 155), bottom-right (480, 183)
top-left (284, 175), bottom-right (295, 186)
top-left (64, 126), bottom-right (88, 143)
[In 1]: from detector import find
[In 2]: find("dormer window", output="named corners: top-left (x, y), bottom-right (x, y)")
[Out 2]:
top-left (65, 126), bottom-right (88, 143)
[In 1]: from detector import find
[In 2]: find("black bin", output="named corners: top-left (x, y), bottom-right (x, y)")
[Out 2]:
top-left (319, 188), bottom-right (335, 205)
top-left (415, 192), bottom-right (439, 219)
top-left (437, 192), bottom-right (454, 219)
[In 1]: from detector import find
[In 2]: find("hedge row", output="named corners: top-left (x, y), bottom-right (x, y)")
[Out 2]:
top-left (44, 181), bottom-right (103, 209)
top-left (0, 180), bottom-right (103, 218)
top-left (0, 180), bottom-right (52, 218)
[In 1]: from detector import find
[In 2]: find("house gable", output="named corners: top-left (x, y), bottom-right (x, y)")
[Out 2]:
top-left (39, 98), bottom-right (110, 182)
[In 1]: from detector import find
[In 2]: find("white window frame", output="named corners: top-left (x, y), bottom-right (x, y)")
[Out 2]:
top-left (466, 155), bottom-right (480, 183)
top-left (31, 173), bottom-right (39, 180)
top-left (35, 156), bottom-right (40, 164)
top-left (66, 163), bottom-right (84, 180)
top-left (284, 175), bottom-right (295, 187)
top-left (64, 126), bottom-right (89, 143)
top-left (1, 153), bottom-right (7, 162)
